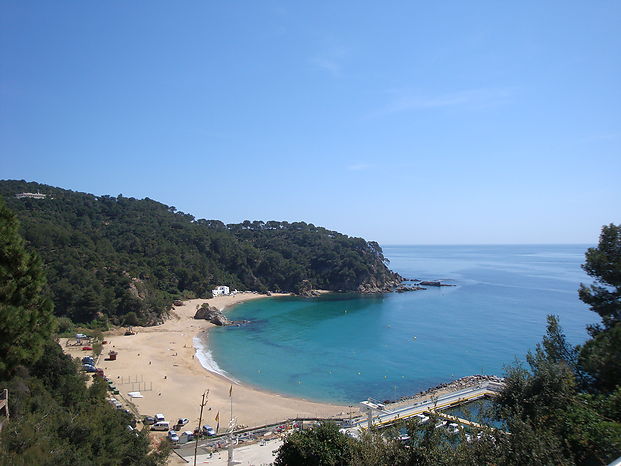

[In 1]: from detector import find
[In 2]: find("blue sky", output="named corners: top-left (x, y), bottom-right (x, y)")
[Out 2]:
top-left (1, 1), bottom-right (619, 244)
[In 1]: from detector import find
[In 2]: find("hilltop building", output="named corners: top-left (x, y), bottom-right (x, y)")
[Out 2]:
top-left (15, 191), bottom-right (46, 199)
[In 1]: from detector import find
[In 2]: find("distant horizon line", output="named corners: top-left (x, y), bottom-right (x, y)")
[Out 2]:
top-left (381, 243), bottom-right (595, 247)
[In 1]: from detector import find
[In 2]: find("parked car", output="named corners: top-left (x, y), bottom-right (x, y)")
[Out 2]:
top-left (151, 421), bottom-right (170, 431)
top-left (202, 425), bottom-right (216, 436)
top-left (109, 399), bottom-right (122, 409)
top-left (179, 431), bottom-right (194, 443)
top-left (167, 430), bottom-right (179, 442)
top-left (154, 413), bottom-right (165, 422)
top-left (238, 432), bottom-right (255, 443)
top-left (143, 416), bottom-right (156, 425)
top-left (82, 364), bottom-right (97, 372)
top-left (273, 425), bottom-right (286, 433)
top-left (177, 418), bottom-right (189, 426)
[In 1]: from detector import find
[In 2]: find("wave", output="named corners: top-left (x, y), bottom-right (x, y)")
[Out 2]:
top-left (192, 333), bottom-right (239, 383)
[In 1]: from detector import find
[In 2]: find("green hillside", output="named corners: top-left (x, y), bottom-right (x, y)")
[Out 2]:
top-left (0, 180), bottom-right (401, 325)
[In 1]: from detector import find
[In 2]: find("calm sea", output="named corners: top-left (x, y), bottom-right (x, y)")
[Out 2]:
top-left (203, 245), bottom-right (595, 404)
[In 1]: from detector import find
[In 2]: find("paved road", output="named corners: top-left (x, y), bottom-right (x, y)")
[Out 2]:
top-left (172, 382), bottom-right (503, 462)
top-left (173, 437), bottom-right (283, 465)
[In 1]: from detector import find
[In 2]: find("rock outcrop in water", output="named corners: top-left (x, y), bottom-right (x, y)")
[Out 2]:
top-left (357, 274), bottom-right (403, 293)
top-left (395, 285), bottom-right (426, 293)
top-left (193, 304), bottom-right (231, 326)
top-left (419, 280), bottom-right (456, 287)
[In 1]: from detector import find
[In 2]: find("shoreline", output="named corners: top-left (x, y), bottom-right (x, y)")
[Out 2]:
top-left (192, 331), bottom-right (238, 383)
top-left (69, 293), bottom-right (351, 432)
top-left (190, 292), bottom-right (347, 406)
top-left (61, 292), bottom-right (504, 434)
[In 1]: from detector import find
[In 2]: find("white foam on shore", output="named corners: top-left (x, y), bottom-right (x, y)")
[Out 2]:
top-left (193, 333), bottom-right (239, 384)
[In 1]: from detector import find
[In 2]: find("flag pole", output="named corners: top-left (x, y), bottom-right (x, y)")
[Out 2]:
top-left (194, 389), bottom-right (208, 466)
top-left (228, 385), bottom-right (234, 466)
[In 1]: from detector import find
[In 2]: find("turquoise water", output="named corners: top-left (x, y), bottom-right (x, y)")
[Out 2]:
top-left (206, 245), bottom-right (595, 404)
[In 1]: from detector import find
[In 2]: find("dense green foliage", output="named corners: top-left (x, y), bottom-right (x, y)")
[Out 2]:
top-left (275, 225), bottom-right (621, 465)
top-left (0, 197), bottom-right (55, 379)
top-left (578, 223), bottom-right (621, 393)
top-left (579, 224), bottom-right (621, 332)
top-left (274, 422), bottom-right (352, 466)
top-left (494, 316), bottom-right (621, 465)
top-left (0, 201), bottom-right (165, 465)
top-left (0, 180), bottom-right (399, 325)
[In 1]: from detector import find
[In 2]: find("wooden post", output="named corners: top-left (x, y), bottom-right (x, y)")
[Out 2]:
top-left (0, 389), bottom-right (8, 414)
top-left (228, 385), bottom-right (234, 466)
top-left (0, 389), bottom-right (8, 431)
top-left (194, 390), bottom-right (208, 466)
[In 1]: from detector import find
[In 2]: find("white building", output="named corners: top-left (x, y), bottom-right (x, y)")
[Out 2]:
top-left (212, 285), bottom-right (230, 297)
top-left (15, 192), bottom-right (46, 199)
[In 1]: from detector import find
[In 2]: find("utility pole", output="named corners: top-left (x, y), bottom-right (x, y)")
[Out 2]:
top-left (228, 385), bottom-right (238, 466)
top-left (194, 389), bottom-right (209, 466)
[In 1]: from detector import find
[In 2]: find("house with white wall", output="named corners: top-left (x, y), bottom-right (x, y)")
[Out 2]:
top-left (212, 285), bottom-right (230, 297)
top-left (15, 191), bottom-right (46, 199)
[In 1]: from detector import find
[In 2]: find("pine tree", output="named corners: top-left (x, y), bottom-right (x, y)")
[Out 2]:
top-left (0, 197), bottom-right (55, 378)
top-left (579, 223), bottom-right (621, 333)
top-left (578, 224), bottom-right (621, 393)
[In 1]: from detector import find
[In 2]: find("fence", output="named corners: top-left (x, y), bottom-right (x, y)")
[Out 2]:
top-left (116, 375), bottom-right (153, 392)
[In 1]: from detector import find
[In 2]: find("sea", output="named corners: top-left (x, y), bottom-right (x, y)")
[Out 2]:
top-left (199, 245), bottom-right (595, 405)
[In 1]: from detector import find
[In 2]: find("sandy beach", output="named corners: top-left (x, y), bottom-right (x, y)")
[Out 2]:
top-left (64, 293), bottom-right (351, 435)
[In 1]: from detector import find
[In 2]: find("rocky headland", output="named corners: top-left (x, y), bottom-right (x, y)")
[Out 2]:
top-left (356, 273), bottom-right (404, 293)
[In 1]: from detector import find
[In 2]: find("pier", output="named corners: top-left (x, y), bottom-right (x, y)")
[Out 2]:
top-left (354, 381), bottom-right (503, 431)
top-left (434, 412), bottom-right (488, 430)
top-left (173, 380), bottom-right (505, 463)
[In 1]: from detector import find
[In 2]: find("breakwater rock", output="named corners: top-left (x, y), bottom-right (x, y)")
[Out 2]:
top-left (419, 280), bottom-right (456, 287)
top-left (395, 285), bottom-right (427, 293)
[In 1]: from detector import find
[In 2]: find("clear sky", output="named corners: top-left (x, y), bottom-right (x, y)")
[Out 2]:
top-left (1, 1), bottom-right (619, 245)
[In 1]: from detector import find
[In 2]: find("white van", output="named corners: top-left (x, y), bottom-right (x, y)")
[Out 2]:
top-left (151, 421), bottom-right (170, 431)
top-left (178, 431), bottom-right (194, 444)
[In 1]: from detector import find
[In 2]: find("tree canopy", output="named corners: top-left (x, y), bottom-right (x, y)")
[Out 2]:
top-left (579, 223), bottom-right (621, 393)
top-left (0, 180), bottom-right (399, 326)
top-left (0, 200), bottom-right (166, 465)
top-left (274, 422), bottom-right (352, 466)
top-left (0, 197), bottom-right (55, 378)
top-left (579, 223), bottom-right (621, 332)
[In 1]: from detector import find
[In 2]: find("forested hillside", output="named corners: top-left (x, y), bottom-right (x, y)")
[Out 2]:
top-left (0, 198), bottom-right (165, 465)
top-left (0, 180), bottom-right (400, 325)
